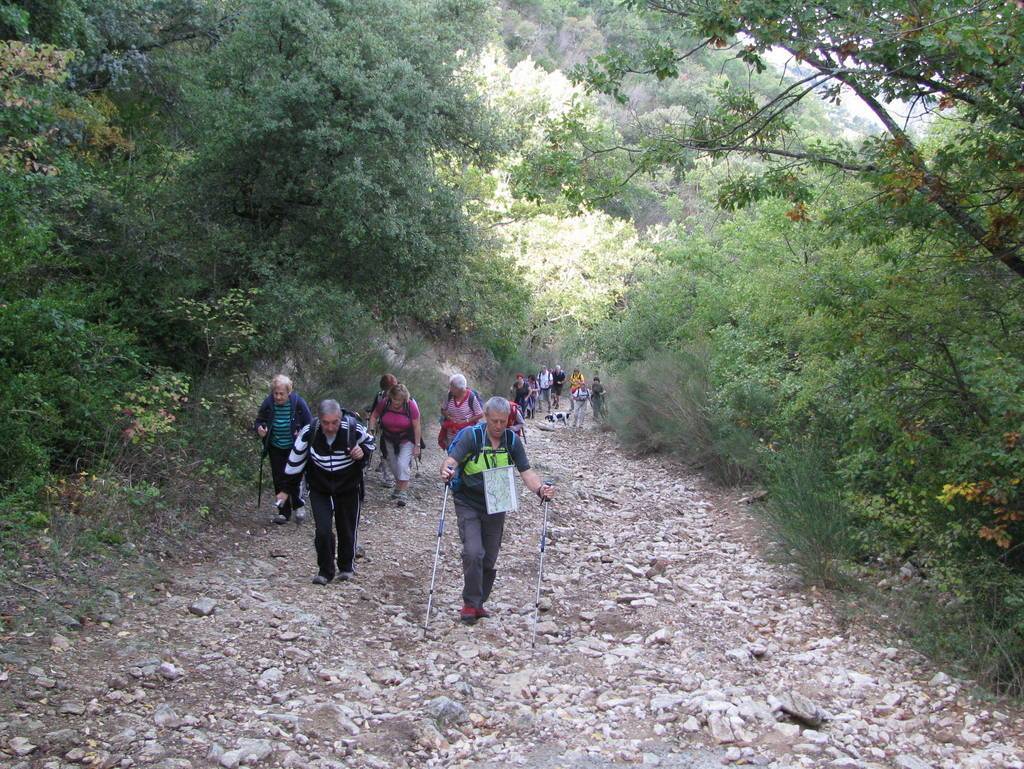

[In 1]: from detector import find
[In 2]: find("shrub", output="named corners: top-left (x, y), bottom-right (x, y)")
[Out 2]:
top-left (759, 444), bottom-right (858, 589)
top-left (609, 348), bottom-right (757, 484)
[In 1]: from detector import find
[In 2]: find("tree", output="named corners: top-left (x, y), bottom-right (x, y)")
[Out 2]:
top-left (178, 0), bottom-right (501, 316)
top-left (572, 0), bottom-right (1024, 279)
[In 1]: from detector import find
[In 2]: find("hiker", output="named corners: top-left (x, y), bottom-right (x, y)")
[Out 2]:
top-left (571, 381), bottom-right (592, 428)
top-left (569, 366), bottom-right (585, 393)
top-left (439, 374), bottom-right (484, 449)
top-left (368, 383), bottom-right (422, 507)
top-left (281, 399), bottom-right (375, 585)
top-left (367, 374), bottom-right (399, 487)
top-left (551, 365), bottom-right (566, 410)
top-left (440, 397), bottom-right (556, 624)
top-left (591, 376), bottom-right (607, 421)
top-left (538, 366), bottom-right (552, 412)
top-left (510, 373), bottom-right (529, 414)
top-left (526, 374), bottom-right (539, 419)
top-left (507, 399), bottom-right (527, 442)
top-left (254, 375), bottom-right (313, 524)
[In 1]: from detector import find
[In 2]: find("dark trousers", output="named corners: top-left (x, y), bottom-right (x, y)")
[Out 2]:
top-left (309, 488), bottom-right (361, 578)
top-left (268, 446), bottom-right (302, 518)
top-left (454, 499), bottom-right (505, 609)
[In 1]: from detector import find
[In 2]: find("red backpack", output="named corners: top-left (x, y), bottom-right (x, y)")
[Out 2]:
top-left (506, 401), bottom-right (526, 441)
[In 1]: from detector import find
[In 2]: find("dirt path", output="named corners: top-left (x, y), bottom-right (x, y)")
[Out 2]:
top-left (2, 422), bottom-right (1024, 769)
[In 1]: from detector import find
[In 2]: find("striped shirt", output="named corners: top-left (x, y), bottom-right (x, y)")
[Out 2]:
top-left (270, 402), bottom-right (293, 449)
top-left (285, 419), bottom-right (375, 492)
top-left (441, 391), bottom-right (483, 446)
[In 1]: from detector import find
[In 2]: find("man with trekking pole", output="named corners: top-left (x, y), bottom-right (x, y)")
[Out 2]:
top-left (435, 396), bottom-right (555, 625)
top-left (281, 399), bottom-right (374, 585)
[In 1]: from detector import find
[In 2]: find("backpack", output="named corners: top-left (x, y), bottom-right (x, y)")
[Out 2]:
top-left (367, 389), bottom-right (386, 417)
top-left (306, 409), bottom-right (367, 499)
top-left (506, 401), bottom-right (520, 425)
top-left (377, 398), bottom-right (427, 452)
top-left (306, 410), bottom-right (363, 454)
top-left (448, 423), bottom-right (517, 493)
top-left (447, 388), bottom-right (483, 413)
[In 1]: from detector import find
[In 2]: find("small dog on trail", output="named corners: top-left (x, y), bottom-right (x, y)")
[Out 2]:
top-left (545, 412), bottom-right (570, 425)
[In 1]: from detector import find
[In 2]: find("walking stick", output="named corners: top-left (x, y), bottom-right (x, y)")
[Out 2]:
top-left (531, 486), bottom-right (553, 649)
top-left (423, 483), bottom-right (450, 635)
top-left (256, 434), bottom-right (268, 511)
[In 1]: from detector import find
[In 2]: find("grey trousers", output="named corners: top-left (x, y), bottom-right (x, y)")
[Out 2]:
top-left (454, 498), bottom-right (506, 609)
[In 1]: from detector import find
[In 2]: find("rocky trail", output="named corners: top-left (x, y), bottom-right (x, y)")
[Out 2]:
top-left (3, 422), bottom-right (1024, 769)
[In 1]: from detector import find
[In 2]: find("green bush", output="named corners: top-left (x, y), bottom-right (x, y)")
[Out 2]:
top-left (609, 348), bottom-right (757, 484)
top-left (759, 444), bottom-right (858, 589)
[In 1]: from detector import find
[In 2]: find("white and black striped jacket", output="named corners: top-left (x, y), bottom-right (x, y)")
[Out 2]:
top-left (285, 418), bottom-right (375, 495)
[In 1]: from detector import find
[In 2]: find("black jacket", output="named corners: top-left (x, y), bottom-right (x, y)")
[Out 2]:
top-left (285, 419), bottom-right (375, 496)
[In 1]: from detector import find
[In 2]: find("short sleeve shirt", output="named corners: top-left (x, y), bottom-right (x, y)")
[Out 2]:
top-left (449, 428), bottom-right (530, 512)
top-left (373, 399), bottom-right (421, 444)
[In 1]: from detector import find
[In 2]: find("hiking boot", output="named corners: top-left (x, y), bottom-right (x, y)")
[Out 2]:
top-left (311, 574), bottom-right (332, 586)
top-left (355, 545), bottom-right (365, 559)
top-left (293, 506), bottom-right (306, 524)
top-left (337, 571), bottom-right (354, 581)
top-left (395, 492), bottom-right (407, 507)
top-left (459, 605), bottom-right (478, 625)
top-left (273, 514), bottom-right (289, 525)
top-left (475, 606), bottom-right (491, 619)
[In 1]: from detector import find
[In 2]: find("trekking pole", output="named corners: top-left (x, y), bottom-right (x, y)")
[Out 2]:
top-left (257, 454), bottom-right (265, 510)
top-left (256, 433), bottom-right (268, 511)
top-left (423, 483), bottom-right (450, 635)
top-left (531, 484), bottom-right (554, 650)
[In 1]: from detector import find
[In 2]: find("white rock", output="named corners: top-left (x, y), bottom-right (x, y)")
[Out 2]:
top-left (154, 703), bottom-right (182, 728)
top-left (9, 737), bottom-right (37, 756)
top-left (426, 696), bottom-right (468, 726)
top-left (158, 662), bottom-right (182, 681)
top-left (894, 757), bottom-right (934, 769)
top-left (259, 667), bottom-right (283, 686)
top-left (708, 712), bottom-right (737, 744)
top-left (650, 694), bottom-right (687, 712)
top-left (645, 628), bottom-right (672, 645)
top-left (680, 716), bottom-right (701, 732)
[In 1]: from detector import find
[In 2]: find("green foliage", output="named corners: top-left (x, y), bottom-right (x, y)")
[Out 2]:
top-left (593, 170), bottom-right (1024, 687)
top-left (760, 444), bottom-right (858, 589)
top-left (609, 348), bottom-right (757, 484)
top-left (580, 0), bottom-right (1024, 278)
top-left (178, 0), bottom-right (500, 327)
top-left (0, 0), bottom-right (516, 559)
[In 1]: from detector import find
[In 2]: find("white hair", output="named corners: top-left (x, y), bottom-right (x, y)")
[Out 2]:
top-left (318, 399), bottom-right (342, 418)
top-left (484, 396), bottom-right (510, 417)
top-left (449, 374), bottom-right (467, 389)
top-left (271, 374), bottom-right (293, 392)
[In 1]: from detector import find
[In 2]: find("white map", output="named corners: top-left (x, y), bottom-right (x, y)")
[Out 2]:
top-left (482, 465), bottom-right (518, 515)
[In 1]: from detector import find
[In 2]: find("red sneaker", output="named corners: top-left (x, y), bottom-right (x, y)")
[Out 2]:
top-left (475, 606), bottom-right (491, 619)
top-left (459, 605), bottom-right (478, 625)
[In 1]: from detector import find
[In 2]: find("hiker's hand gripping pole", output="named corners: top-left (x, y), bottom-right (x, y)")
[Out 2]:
top-left (531, 482), bottom-right (554, 650)
top-left (423, 482), bottom-right (450, 635)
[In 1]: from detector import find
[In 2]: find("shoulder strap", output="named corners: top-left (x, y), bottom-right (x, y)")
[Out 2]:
top-left (344, 412), bottom-right (359, 451)
top-left (307, 419), bottom-right (319, 449)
